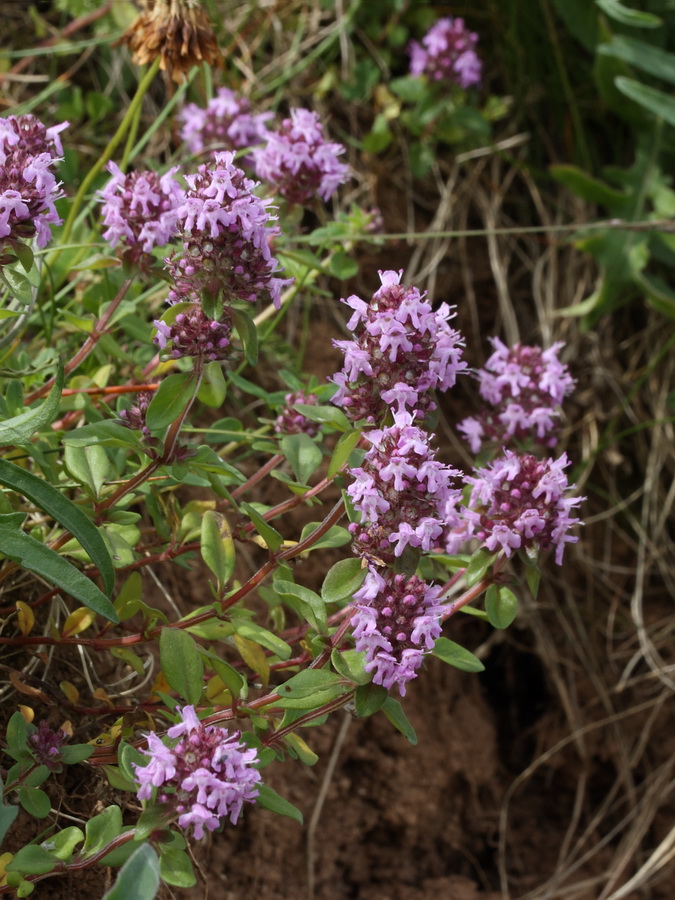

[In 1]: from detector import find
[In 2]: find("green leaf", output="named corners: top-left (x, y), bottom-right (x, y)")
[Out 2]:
top-left (550, 0), bottom-right (599, 51)
top-left (64, 444), bottom-right (112, 498)
top-left (241, 502), bottom-right (284, 552)
top-left (432, 637), bottom-right (485, 673)
top-left (82, 805), bottom-right (123, 858)
top-left (62, 420), bottom-right (144, 451)
top-left (615, 77), bottom-right (675, 126)
top-left (298, 522), bottom-right (352, 551)
top-left (256, 784), bottom-right (303, 823)
top-left (0, 457), bottom-right (115, 598)
top-left (6, 711), bottom-right (28, 749)
top-left (18, 786), bottom-right (51, 819)
top-left (328, 249), bottom-right (358, 280)
top-left (230, 306), bottom-right (258, 366)
top-left (232, 621), bottom-right (292, 660)
top-left (354, 683), bottom-right (387, 717)
top-left (0, 805), bottom-right (18, 845)
top-left (118, 742), bottom-right (147, 786)
top-left (0, 360), bottom-right (63, 445)
top-left (198, 649), bottom-right (246, 697)
top-left (276, 669), bottom-right (344, 700)
top-left (327, 429), bottom-right (361, 479)
top-left (639, 272), bottom-right (675, 320)
top-left (44, 826), bottom-right (84, 861)
top-left (0, 513), bottom-right (118, 622)
top-left (599, 37), bottom-right (675, 85)
top-left (158, 847), bottom-right (196, 888)
top-left (550, 164), bottom-right (629, 211)
top-left (274, 579), bottom-right (327, 633)
top-left (280, 433), bottom-right (323, 485)
top-left (200, 510), bottom-right (236, 587)
top-left (1, 266), bottom-right (34, 304)
top-left (145, 372), bottom-right (195, 432)
top-left (464, 548), bottom-right (496, 588)
top-left (293, 403), bottom-right (350, 432)
top-left (382, 698), bottom-right (417, 745)
top-left (525, 565), bottom-right (541, 599)
top-left (102, 844), bottom-right (160, 900)
top-left (5, 844), bottom-right (57, 876)
top-left (331, 648), bottom-right (370, 684)
top-left (59, 743), bottom-right (94, 764)
top-left (159, 628), bottom-right (204, 705)
top-left (14, 241), bottom-right (34, 273)
top-left (321, 557), bottom-right (366, 604)
top-left (595, 0), bottom-right (661, 28)
top-left (197, 361), bottom-right (227, 408)
top-left (485, 585), bottom-right (518, 630)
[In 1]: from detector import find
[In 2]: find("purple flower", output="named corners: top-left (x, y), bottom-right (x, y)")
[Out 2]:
top-left (347, 409), bottom-right (462, 566)
top-left (409, 17), bottom-right (482, 88)
top-left (29, 720), bottom-right (68, 772)
top-left (0, 114), bottom-right (67, 255)
top-left (118, 390), bottom-right (154, 438)
top-left (274, 390), bottom-right (320, 437)
top-left (166, 151), bottom-right (290, 309)
top-left (351, 568), bottom-right (445, 696)
top-left (331, 270), bottom-right (466, 424)
top-left (458, 338), bottom-right (575, 452)
top-left (133, 705), bottom-right (261, 839)
top-left (464, 450), bottom-right (584, 564)
top-left (153, 304), bottom-right (233, 361)
top-left (179, 88), bottom-right (272, 156)
top-left (97, 161), bottom-right (184, 263)
top-left (252, 108), bottom-right (350, 205)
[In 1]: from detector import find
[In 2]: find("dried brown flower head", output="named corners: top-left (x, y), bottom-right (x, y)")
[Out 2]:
top-left (120, 0), bottom-right (222, 83)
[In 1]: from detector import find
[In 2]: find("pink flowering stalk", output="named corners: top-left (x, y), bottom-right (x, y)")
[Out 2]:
top-left (274, 390), bottom-right (320, 436)
top-left (463, 450), bottom-right (584, 565)
top-left (0, 114), bottom-right (67, 257)
top-left (347, 409), bottom-right (462, 566)
top-left (351, 568), bottom-right (446, 696)
top-left (97, 161), bottom-right (184, 268)
top-left (331, 270), bottom-right (466, 424)
top-left (409, 17), bottom-right (482, 88)
top-left (252, 108), bottom-right (350, 205)
top-left (134, 705), bottom-right (262, 839)
top-left (179, 87), bottom-right (272, 156)
top-left (458, 338), bottom-right (575, 453)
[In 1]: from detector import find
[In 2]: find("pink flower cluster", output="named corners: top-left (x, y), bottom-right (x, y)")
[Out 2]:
top-left (331, 270), bottom-right (466, 424)
top-left (134, 705), bottom-right (261, 839)
top-left (97, 161), bottom-right (184, 263)
top-left (179, 87), bottom-right (272, 155)
top-left (0, 114), bottom-right (67, 254)
top-left (253, 108), bottom-right (350, 205)
top-left (409, 17), bottom-right (482, 88)
top-left (462, 451), bottom-right (583, 565)
top-left (458, 338), bottom-right (575, 452)
top-left (274, 390), bottom-right (320, 437)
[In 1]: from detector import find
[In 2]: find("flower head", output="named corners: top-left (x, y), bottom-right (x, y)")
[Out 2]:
top-left (97, 161), bottom-right (184, 265)
top-left (464, 450), bottom-right (584, 564)
top-left (274, 391), bottom-right (320, 437)
top-left (133, 705), bottom-right (261, 839)
top-left (252, 108), bottom-right (350, 205)
top-left (331, 270), bottom-right (466, 424)
top-left (409, 17), bottom-right (482, 88)
top-left (458, 339), bottom-right (575, 452)
top-left (180, 88), bottom-right (272, 156)
top-left (166, 150), bottom-right (290, 309)
top-left (30, 720), bottom-right (68, 771)
top-left (154, 304), bottom-right (232, 361)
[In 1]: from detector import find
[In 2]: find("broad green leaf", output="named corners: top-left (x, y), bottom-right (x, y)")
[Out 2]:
top-left (198, 649), bottom-right (246, 697)
top-left (328, 249), bottom-right (358, 279)
top-left (64, 444), bottom-right (112, 498)
top-left (327, 429), bottom-right (361, 478)
top-left (0, 458), bottom-right (115, 598)
top-left (280, 433), bottom-right (322, 485)
top-left (596, 0), bottom-right (661, 28)
top-left (354, 683), bottom-right (387, 717)
top-left (0, 805), bottom-right (18, 845)
top-left (256, 784), bottom-right (303, 823)
top-left (62, 420), bottom-right (144, 451)
top-left (550, 164), bottom-right (629, 210)
top-left (331, 649), bottom-right (370, 685)
top-left (0, 513), bottom-right (117, 622)
top-left (298, 522), bottom-right (351, 551)
top-left (158, 847), bottom-right (196, 888)
top-left (432, 637), bottom-right (485, 673)
top-left (485, 585), bottom-right (519, 630)
top-left (639, 272), bottom-right (675, 320)
top-left (0, 360), bottom-right (63, 445)
top-left (5, 844), bottom-right (57, 876)
top-left (102, 844), bottom-right (160, 900)
top-left (283, 731), bottom-right (319, 766)
top-left (44, 826), bottom-right (84, 861)
top-left (241, 502), bottom-right (284, 552)
top-left (464, 548), bottom-right (497, 588)
top-left (550, 0), bottom-right (599, 51)
top-left (274, 579), bottom-right (327, 633)
top-left (293, 403), bottom-right (350, 432)
top-left (82, 805), bottom-right (123, 857)
top-left (59, 744), bottom-right (94, 764)
top-left (200, 510), bottom-right (235, 587)
top-left (321, 558), bottom-right (367, 604)
top-left (6, 711), bottom-right (28, 749)
top-left (526, 565), bottom-right (541, 599)
top-left (599, 36), bottom-right (675, 85)
top-left (230, 306), bottom-right (258, 366)
top-left (159, 628), bottom-right (204, 705)
top-left (615, 76), bottom-right (675, 126)
top-left (382, 698), bottom-right (417, 745)
top-left (197, 361), bottom-right (227, 408)
top-left (18, 787), bottom-right (51, 819)
top-left (276, 669), bottom-right (343, 700)
top-left (233, 621), bottom-right (292, 660)
top-left (145, 372), bottom-right (195, 432)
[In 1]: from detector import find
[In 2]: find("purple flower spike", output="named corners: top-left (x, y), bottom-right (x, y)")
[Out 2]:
top-left (274, 391), bottom-right (320, 437)
top-left (331, 270), bottom-right (466, 424)
top-left (409, 17), bottom-right (482, 88)
top-left (252, 108), bottom-right (350, 205)
top-left (458, 338), bottom-right (575, 452)
top-left (97, 161), bottom-right (185, 262)
top-left (30, 720), bottom-right (68, 772)
top-left (351, 568), bottom-right (445, 696)
top-left (179, 87), bottom-right (272, 156)
top-left (133, 705), bottom-right (261, 839)
top-left (167, 150), bottom-right (290, 309)
top-left (464, 450), bottom-right (584, 565)
top-left (153, 304), bottom-right (233, 361)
